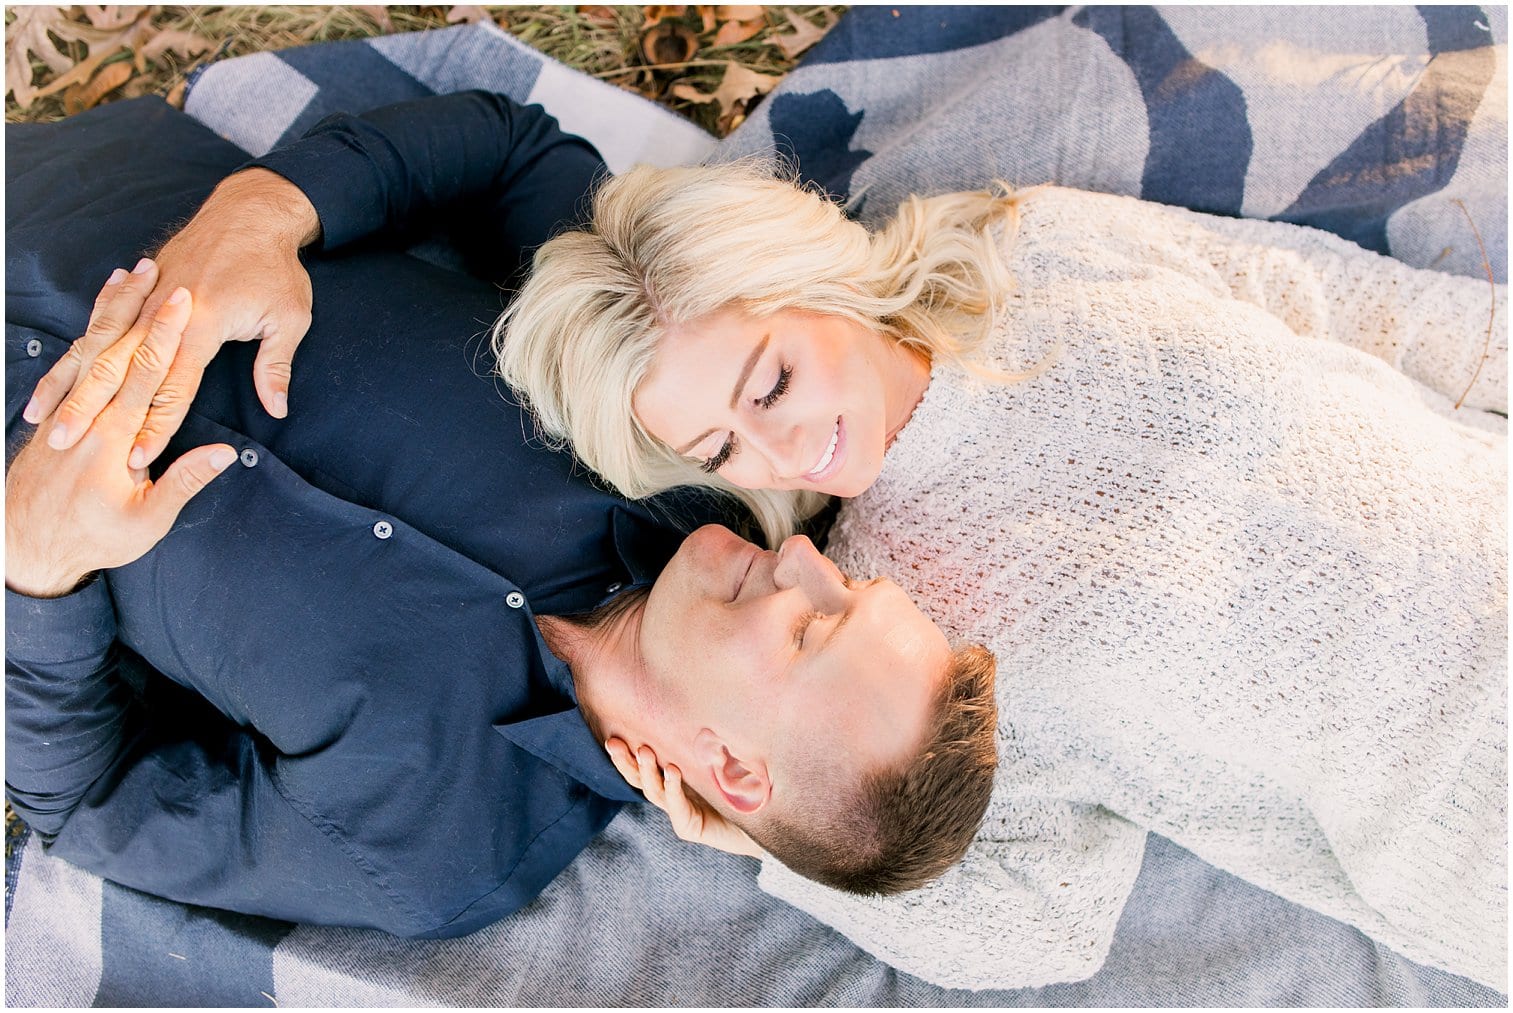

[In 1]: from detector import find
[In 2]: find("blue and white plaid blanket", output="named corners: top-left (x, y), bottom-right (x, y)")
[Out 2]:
top-left (6, 7), bottom-right (1507, 1006)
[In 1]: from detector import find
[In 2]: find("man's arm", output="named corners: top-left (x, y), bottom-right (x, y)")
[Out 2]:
top-left (28, 91), bottom-right (604, 468)
top-left (4, 279), bottom-right (428, 934)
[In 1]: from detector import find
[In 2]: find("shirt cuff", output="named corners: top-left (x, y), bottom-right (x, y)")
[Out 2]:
top-left (5, 578), bottom-right (116, 665)
top-left (244, 132), bottom-right (384, 252)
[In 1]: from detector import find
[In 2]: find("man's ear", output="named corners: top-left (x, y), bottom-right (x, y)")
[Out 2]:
top-left (692, 728), bottom-right (771, 815)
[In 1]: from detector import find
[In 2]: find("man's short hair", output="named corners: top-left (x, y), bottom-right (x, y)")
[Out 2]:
top-left (749, 643), bottom-right (999, 895)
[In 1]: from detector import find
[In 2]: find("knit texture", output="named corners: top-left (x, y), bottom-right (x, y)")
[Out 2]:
top-left (759, 188), bottom-right (1509, 992)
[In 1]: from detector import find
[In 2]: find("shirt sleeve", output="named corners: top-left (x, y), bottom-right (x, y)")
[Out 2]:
top-left (756, 798), bottom-right (1148, 990)
top-left (4, 585), bottom-right (425, 935)
top-left (1151, 200), bottom-right (1509, 416)
top-left (248, 90), bottom-right (607, 282)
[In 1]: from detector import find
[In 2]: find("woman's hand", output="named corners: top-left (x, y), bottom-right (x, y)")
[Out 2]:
top-left (23, 168), bottom-right (319, 468)
top-left (605, 738), bottom-right (765, 859)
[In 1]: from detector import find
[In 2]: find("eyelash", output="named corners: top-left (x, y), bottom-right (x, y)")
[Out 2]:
top-left (699, 364), bottom-right (793, 473)
top-left (792, 609), bottom-right (822, 648)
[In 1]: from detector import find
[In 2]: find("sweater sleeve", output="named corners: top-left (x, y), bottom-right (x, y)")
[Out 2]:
top-left (248, 90), bottom-right (606, 283)
top-left (757, 798), bottom-right (1148, 990)
top-left (1152, 200), bottom-right (1508, 415)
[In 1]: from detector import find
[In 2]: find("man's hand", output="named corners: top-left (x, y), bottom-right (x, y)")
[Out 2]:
top-left (6, 279), bottom-right (238, 599)
top-left (606, 738), bottom-right (765, 859)
top-left (23, 168), bottom-right (319, 468)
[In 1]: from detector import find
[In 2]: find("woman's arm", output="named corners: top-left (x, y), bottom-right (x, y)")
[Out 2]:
top-left (1154, 199), bottom-right (1508, 414)
top-left (758, 799), bottom-right (1148, 991)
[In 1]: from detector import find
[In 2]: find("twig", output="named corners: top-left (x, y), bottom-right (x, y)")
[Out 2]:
top-left (1451, 199), bottom-right (1497, 410)
top-left (595, 59), bottom-right (737, 76)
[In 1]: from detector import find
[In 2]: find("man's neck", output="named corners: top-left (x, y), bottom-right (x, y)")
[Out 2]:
top-left (536, 590), bottom-right (650, 734)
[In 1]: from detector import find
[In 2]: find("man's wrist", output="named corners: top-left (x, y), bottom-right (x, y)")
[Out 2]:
top-left (205, 168), bottom-right (322, 248)
top-left (5, 567), bottom-right (93, 600)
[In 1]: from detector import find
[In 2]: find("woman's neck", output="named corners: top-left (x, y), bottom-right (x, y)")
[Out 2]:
top-left (884, 341), bottom-right (933, 449)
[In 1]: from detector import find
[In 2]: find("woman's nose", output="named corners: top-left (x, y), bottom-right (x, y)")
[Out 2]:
top-left (774, 536), bottom-right (848, 605)
top-left (742, 421), bottom-right (808, 481)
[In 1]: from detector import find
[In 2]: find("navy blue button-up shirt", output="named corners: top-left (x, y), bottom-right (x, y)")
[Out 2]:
top-left (5, 95), bottom-right (739, 937)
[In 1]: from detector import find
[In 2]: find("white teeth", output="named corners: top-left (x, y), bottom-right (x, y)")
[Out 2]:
top-left (807, 421), bottom-right (840, 477)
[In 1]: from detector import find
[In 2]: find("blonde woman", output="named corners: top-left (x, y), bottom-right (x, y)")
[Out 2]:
top-left (498, 161), bottom-right (1508, 991)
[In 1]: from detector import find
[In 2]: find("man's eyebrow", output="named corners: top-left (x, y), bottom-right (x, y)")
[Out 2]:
top-left (673, 334), bottom-right (771, 457)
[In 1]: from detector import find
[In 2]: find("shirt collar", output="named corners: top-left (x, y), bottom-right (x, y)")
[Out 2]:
top-left (493, 710), bottom-right (640, 803)
top-left (492, 597), bottom-right (641, 804)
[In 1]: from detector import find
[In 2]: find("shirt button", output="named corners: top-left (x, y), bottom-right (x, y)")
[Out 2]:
top-left (239, 448), bottom-right (259, 468)
top-left (606, 582), bottom-right (624, 595)
top-left (373, 520), bottom-right (393, 540)
top-left (506, 591), bottom-right (525, 609)
top-left (25, 339), bottom-right (42, 357)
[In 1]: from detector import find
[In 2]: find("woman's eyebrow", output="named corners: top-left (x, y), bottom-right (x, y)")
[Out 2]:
top-left (728, 334), bottom-right (771, 411)
top-left (673, 334), bottom-right (772, 456)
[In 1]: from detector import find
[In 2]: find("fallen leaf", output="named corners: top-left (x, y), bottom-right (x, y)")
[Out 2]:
top-left (772, 8), bottom-right (832, 59)
top-left (445, 6), bottom-right (491, 25)
top-left (78, 5), bottom-right (147, 30)
top-left (577, 6), bottom-right (621, 26)
top-left (166, 78), bottom-right (187, 108)
top-left (140, 29), bottom-right (216, 63)
top-left (712, 8), bottom-right (766, 46)
top-left (693, 5), bottom-right (718, 33)
top-left (672, 61), bottom-right (781, 131)
top-left (33, 17), bottom-right (154, 101)
top-left (641, 5), bottom-right (686, 29)
top-left (359, 6), bottom-right (395, 31)
top-left (62, 59), bottom-right (132, 115)
top-left (642, 20), bottom-right (699, 65)
top-left (6, 6), bottom-right (78, 108)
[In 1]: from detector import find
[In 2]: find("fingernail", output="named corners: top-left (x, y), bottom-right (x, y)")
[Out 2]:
top-left (132, 257), bottom-right (154, 274)
top-left (22, 397), bottom-right (39, 424)
top-left (106, 268), bottom-right (128, 286)
top-left (47, 423), bottom-right (69, 449)
top-left (128, 446), bottom-right (146, 470)
top-left (210, 448), bottom-right (237, 471)
top-left (166, 287), bottom-right (188, 305)
top-left (273, 391), bottom-right (288, 418)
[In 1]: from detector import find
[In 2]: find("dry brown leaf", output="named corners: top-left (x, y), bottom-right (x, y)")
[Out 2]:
top-left (445, 6), bottom-right (490, 25)
top-left (140, 29), bottom-right (216, 63)
top-left (7, 7), bottom-right (77, 108)
top-left (641, 5), bottom-right (686, 29)
top-left (642, 20), bottom-right (699, 65)
top-left (712, 12), bottom-right (765, 46)
top-left (576, 5), bottom-right (620, 26)
top-left (772, 8), bottom-right (830, 60)
top-left (358, 6), bottom-right (395, 31)
top-left (694, 4), bottom-right (718, 33)
top-left (78, 6), bottom-right (147, 31)
top-left (166, 78), bottom-right (187, 108)
top-left (672, 61), bottom-right (780, 131)
top-left (716, 5), bottom-right (764, 22)
top-left (33, 17), bottom-right (154, 100)
top-left (62, 59), bottom-right (132, 115)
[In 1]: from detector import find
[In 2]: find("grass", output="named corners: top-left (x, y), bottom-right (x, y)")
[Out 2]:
top-left (6, 5), bottom-right (847, 134)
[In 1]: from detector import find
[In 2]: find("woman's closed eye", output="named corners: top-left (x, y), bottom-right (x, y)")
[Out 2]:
top-left (699, 364), bottom-right (793, 473)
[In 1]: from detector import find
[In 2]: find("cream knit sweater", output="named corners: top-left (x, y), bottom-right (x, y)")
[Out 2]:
top-left (758, 188), bottom-right (1509, 992)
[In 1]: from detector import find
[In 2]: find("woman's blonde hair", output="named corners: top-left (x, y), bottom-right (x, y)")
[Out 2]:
top-left (494, 158), bottom-right (1024, 546)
